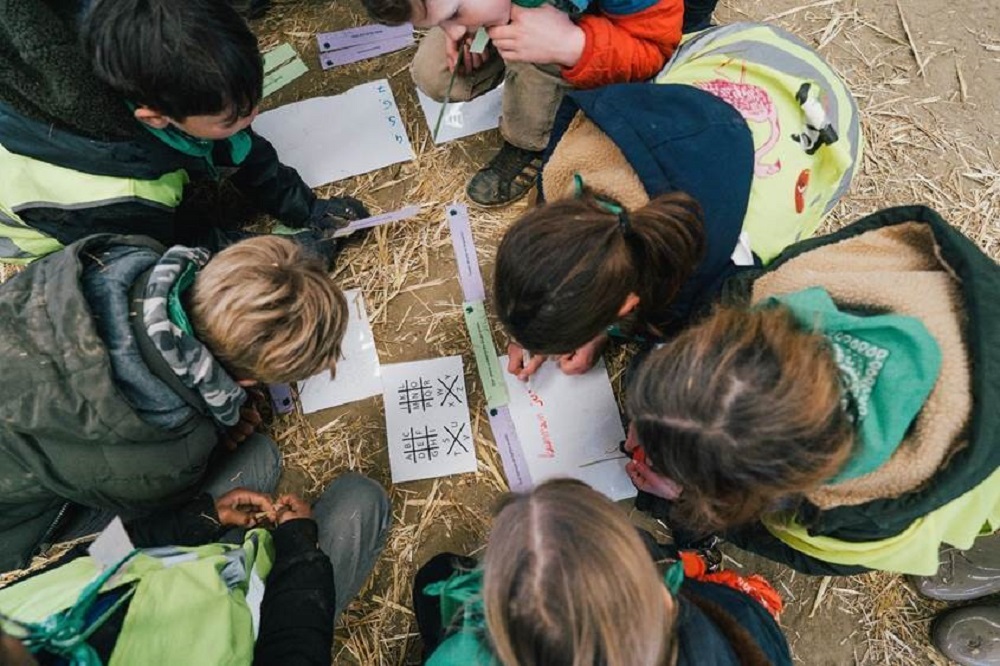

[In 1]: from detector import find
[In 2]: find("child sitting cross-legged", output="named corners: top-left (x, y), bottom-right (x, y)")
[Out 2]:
top-left (0, 234), bottom-right (349, 574)
top-left (0, 0), bottom-right (366, 264)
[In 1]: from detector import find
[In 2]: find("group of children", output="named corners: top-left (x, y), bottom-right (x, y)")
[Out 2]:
top-left (0, 0), bottom-right (997, 665)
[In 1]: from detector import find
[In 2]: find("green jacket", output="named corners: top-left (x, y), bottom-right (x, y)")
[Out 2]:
top-left (723, 205), bottom-right (1000, 544)
top-left (0, 235), bottom-right (219, 572)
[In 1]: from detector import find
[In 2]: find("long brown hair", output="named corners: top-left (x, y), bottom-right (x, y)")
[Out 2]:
top-left (482, 479), bottom-right (675, 666)
top-left (627, 306), bottom-right (854, 534)
top-left (494, 191), bottom-right (705, 354)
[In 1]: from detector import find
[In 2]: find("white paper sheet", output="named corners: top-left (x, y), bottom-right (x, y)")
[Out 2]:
top-left (382, 356), bottom-right (477, 483)
top-left (253, 79), bottom-right (415, 187)
top-left (417, 84), bottom-right (503, 145)
top-left (499, 357), bottom-right (634, 501)
top-left (298, 289), bottom-right (381, 413)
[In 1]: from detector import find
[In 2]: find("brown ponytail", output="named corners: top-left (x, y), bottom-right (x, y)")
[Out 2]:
top-left (494, 191), bottom-right (705, 355)
top-left (627, 306), bottom-right (855, 534)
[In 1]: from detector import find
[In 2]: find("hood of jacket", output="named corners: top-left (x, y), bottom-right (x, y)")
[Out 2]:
top-left (0, 0), bottom-right (137, 141)
top-left (540, 83), bottom-right (757, 325)
top-left (0, 234), bottom-right (218, 571)
top-left (725, 206), bottom-right (1000, 541)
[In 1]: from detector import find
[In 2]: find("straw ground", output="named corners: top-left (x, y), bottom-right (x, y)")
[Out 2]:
top-left (1, 0), bottom-right (997, 663)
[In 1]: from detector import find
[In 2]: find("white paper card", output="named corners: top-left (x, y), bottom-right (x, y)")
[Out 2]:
top-left (298, 289), bottom-right (381, 413)
top-left (253, 79), bottom-right (415, 187)
top-left (88, 517), bottom-right (135, 568)
top-left (417, 84), bottom-right (503, 145)
top-left (500, 357), bottom-right (634, 501)
top-left (382, 356), bottom-right (477, 483)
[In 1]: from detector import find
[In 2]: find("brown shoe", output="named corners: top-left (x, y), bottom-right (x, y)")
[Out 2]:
top-left (466, 141), bottom-right (543, 208)
top-left (932, 603), bottom-right (1000, 666)
top-left (909, 534), bottom-right (1000, 602)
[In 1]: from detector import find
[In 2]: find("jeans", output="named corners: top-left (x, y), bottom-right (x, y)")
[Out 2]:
top-left (311, 473), bottom-right (392, 621)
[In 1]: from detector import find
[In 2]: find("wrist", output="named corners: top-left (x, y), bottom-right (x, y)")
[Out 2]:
top-left (558, 24), bottom-right (586, 68)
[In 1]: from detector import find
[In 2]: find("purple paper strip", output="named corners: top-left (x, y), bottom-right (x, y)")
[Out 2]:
top-left (487, 405), bottom-right (532, 492)
top-left (268, 383), bottom-right (295, 414)
top-left (447, 204), bottom-right (486, 302)
top-left (332, 204), bottom-right (421, 238)
top-left (319, 35), bottom-right (415, 70)
top-left (316, 23), bottom-right (413, 52)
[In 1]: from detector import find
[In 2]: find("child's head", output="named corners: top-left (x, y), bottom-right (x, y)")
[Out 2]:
top-left (188, 237), bottom-right (348, 385)
top-left (482, 479), bottom-right (675, 666)
top-left (81, 0), bottom-right (263, 140)
top-left (494, 191), bottom-right (705, 355)
top-left (361, 0), bottom-right (511, 32)
top-left (628, 306), bottom-right (854, 533)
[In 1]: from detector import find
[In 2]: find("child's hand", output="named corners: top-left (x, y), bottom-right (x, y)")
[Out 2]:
top-left (488, 5), bottom-right (585, 68)
top-left (274, 494), bottom-right (313, 525)
top-left (445, 30), bottom-right (492, 74)
top-left (557, 333), bottom-right (607, 375)
top-left (215, 488), bottom-right (275, 528)
top-left (626, 458), bottom-right (683, 500)
top-left (507, 342), bottom-right (547, 381)
top-left (219, 404), bottom-right (263, 452)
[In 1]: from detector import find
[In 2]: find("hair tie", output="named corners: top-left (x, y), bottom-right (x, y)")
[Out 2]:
top-left (617, 208), bottom-right (631, 236)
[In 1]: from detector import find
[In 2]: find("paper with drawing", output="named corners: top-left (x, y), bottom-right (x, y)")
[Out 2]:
top-left (417, 84), bottom-right (503, 145)
top-left (382, 356), bottom-right (477, 483)
top-left (499, 357), bottom-right (634, 501)
top-left (253, 79), bottom-right (414, 187)
top-left (298, 290), bottom-right (381, 413)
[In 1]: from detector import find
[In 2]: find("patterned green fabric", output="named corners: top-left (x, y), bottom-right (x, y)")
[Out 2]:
top-left (767, 287), bottom-right (941, 482)
top-left (142, 246), bottom-right (247, 426)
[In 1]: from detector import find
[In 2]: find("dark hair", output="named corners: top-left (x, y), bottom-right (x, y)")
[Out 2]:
top-left (81, 0), bottom-right (263, 121)
top-left (494, 191), bottom-right (705, 355)
top-left (627, 305), bottom-right (855, 534)
top-left (359, 0), bottom-right (415, 25)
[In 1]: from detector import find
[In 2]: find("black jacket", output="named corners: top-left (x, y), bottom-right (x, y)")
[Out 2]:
top-left (0, 1), bottom-right (316, 253)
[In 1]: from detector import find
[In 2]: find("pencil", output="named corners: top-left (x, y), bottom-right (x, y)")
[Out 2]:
top-left (433, 49), bottom-right (464, 142)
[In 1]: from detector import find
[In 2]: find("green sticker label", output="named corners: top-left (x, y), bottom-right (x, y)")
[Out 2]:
top-left (463, 300), bottom-right (509, 409)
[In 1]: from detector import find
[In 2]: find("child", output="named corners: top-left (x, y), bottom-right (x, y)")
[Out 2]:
top-left (624, 205), bottom-right (1000, 578)
top-left (0, 0), bottom-right (366, 264)
top-left (0, 474), bottom-right (391, 665)
top-left (494, 22), bottom-right (861, 380)
top-left (361, 0), bottom-right (686, 207)
top-left (0, 233), bottom-right (349, 573)
top-left (413, 479), bottom-right (791, 665)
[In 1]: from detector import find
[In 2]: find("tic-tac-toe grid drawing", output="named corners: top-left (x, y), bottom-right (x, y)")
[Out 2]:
top-left (382, 356), bottom-right (476, 483)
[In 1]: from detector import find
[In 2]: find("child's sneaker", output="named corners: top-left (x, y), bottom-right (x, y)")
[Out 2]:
top-left (466, 141), bottom-right (543, 207)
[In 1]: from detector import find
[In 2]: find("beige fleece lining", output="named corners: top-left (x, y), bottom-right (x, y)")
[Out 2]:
top-left (751, 222), bottom-right (971, 509)
top-left (541, 112), bottom-right (651, 210)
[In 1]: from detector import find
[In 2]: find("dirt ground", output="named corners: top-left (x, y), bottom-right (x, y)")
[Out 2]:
top-left (245, 0), bottom-right (999, 664)
top-left (2, 0), bottom-right (995, 664)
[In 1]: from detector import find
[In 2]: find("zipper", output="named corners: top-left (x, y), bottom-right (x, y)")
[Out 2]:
top-left (33, 501), bottom-right (71, 556)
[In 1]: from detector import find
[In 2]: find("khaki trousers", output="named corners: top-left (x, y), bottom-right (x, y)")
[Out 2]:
top-left (411, 27), bottom-right (573, 151)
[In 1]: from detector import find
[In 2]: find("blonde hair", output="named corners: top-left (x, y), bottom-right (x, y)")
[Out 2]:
top-left (483, 480), bottom-right (675, 666)
top-left (188, 236), bottom-right (348, 384)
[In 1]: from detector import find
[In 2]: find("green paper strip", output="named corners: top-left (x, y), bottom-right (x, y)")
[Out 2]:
top-left (270, 222), bottom-right (304, 236)
top-left (463, 300), bottom-right (509, 409)
top-left (469, 27), bottom-right (490, 54)
top-left (263, 43), bottom-right (298, 72)
top-left (263, 58), bottom-right (309, 97)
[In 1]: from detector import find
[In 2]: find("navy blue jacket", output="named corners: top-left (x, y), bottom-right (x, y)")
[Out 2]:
top-left (541, 83), bottom-right (756, 331)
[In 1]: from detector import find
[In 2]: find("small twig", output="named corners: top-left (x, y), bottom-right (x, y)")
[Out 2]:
top-left (956, 59), bottom-right (968, 103)
top-left (763, 0), bottom-right (840, 21)
top-left (895, 0), bottom-right (926, 79)
top-left (809, 575), bottom-right (832, 617)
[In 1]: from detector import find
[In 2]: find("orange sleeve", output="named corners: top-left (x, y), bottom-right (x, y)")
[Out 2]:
top-left (561, 0), bottom-right (684, 89)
